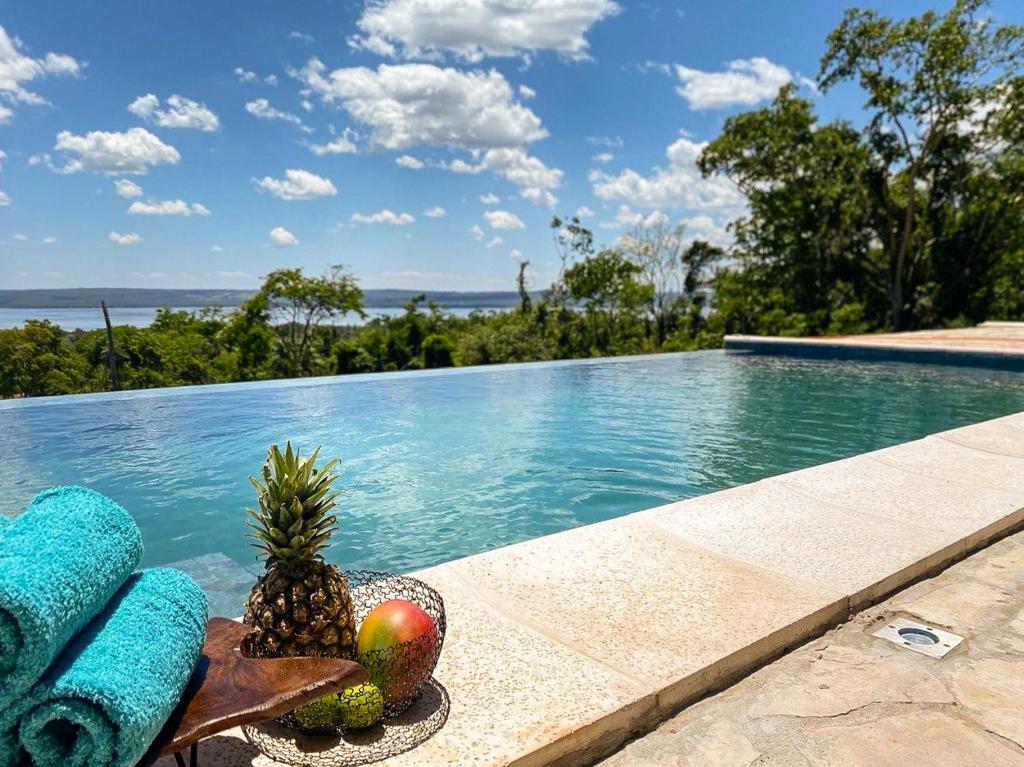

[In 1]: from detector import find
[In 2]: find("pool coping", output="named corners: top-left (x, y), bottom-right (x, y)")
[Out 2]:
top-left (724, 331), bottom-right (1024, 371)
top-left (162, 409), bottom-right (1024, 767)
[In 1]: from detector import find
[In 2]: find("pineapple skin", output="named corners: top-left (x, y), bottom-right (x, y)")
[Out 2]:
top-left (244, 560), bottom-right (357, 659)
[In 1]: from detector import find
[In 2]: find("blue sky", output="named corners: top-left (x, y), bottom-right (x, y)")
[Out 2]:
top-left (1, 0), bottom-right (1021, 293)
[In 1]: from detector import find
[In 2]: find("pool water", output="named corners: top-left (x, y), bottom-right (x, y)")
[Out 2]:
top-left (2, 351), bottom-right (1023, 580)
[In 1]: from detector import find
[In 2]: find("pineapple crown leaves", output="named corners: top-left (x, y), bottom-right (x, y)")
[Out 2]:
top-left (246, 442), bottom-right (341, 568)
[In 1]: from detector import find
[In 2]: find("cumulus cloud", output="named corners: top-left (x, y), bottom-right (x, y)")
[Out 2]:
top-left (211, 245), bottom-right (224, 253)
top-left (307, 132), bottom-right (358, 155)
top-left (423, 206), bottom-right (446, 217)
top-left (350, 0), bottom-right (620, 62)
top-left (674, 57), bottom-right (791, 109)
top-left (0, 25), bottom-right (82, 122)
top-left (254, 169), bottom-right (337, 200)
top-left (293, 60), bottom-right (546, 150)
top-left (450, 148), bottom-right (561, 207)
top-left (470, 224), bottom-right (485, 240)
top-left (269, 226), bottom-right (298, 246)
top-left (593, 152), bottom-right (614, 164)
top-left (602, 205), bottom-right (669, 230)
top-left (49, 127), bottom-right (180, 174)
top-left (235, 67), bottom-right (277, 86)
top-left (479, 192), bottom-right (500, 204)
top-left (114, 178), bottom-right (144, 198)
top-left (484, 209), bottom-right (525, 230)
top-left (127, 93), bottom-right (220, 131)
top-left (351, 209), bottom-right (415, 225)
top-left (395, 154), bottom-right (424, 169)
top-left (0, 190), bottom-right (10, 206)
top-left (43, 236), bottom-right (56, 244)
top-left (576, 205), bottom-right (594, 217)
top-left (109, 231), bottom-right (141, 245)
top-left (519, 84), bottom-right (536, 99)
top-left (589, 136), bottom-right (743, 213)
top-left (128, 199), bottom-right (210, 216)
top-left (485, 236), bottom-right (503, 248)
top-left (245, 98), bottom-right (303, 125)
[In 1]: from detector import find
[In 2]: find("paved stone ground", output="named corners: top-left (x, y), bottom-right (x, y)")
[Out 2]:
top-left (600, 531), bottom-right (1024, 766)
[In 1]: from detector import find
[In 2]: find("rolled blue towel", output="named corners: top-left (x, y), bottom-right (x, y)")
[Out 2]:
top-left (17, 568), bottom-right (208, 767)
top-left (0, 487), bottom-right (143, 708)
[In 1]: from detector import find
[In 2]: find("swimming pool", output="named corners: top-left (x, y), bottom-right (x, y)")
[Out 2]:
top-left (2, 351), bottom-right (1023, 591)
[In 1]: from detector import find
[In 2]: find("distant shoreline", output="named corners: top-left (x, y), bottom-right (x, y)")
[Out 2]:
top-left (0, 288), bottom-right (533, 310)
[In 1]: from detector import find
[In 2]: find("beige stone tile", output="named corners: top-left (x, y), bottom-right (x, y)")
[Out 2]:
top-left (951, 532), bottom-right (1024, 588)
top-left (794, 710), bottom-right (1024, 766)
top-left (950, 658), bottom-right (1024, 749)
top-left (747, 644), bottom-right (952, 719)
top-left (939, 415), bottom-right (1024, 458)
top-left (872, 435), bottom-right (1024, 495)
top-left (601, 718), bottom-right (760, 767)
top-left (890, 574), bottom-right (1016, 632)
top-left (643, 479), bottom-right (959, 608)
top-left (776, 453), bottom-right (1024, 550)
top-left (446, 515), bottom-right (846, 711)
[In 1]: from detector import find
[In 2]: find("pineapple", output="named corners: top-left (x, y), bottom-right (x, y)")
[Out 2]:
top-left (242, 443), bottom-right (357, 659)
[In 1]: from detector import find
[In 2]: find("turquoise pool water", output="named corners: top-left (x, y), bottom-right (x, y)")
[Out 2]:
top-left (2, 351), bottom-right (1024, 588)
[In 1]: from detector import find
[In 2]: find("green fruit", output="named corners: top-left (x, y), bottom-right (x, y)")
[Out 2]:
top-left (293, 693), bottom-right (343, 731)
top-left (336, 683), bottom-right (385, 729)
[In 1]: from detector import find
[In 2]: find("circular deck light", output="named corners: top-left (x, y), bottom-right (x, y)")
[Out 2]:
top-left (898, 627), bottom-right (940, 646)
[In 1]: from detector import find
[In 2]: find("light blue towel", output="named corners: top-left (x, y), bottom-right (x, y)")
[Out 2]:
top-left (17, 568), bottom-right (208, 767)
top-left (0, 487), bottom-right (143, 709)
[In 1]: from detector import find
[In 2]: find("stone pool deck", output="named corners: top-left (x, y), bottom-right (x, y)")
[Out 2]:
top-left (159, 410), bottom-right (1024, 767)
top-left (725, 321), bottom-right (1024, 369)
top-left (601, 528), bottom-right (1024, 766)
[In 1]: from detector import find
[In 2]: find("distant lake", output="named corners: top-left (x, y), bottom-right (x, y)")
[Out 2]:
top-left (0, 306), bottom-right (501, 331)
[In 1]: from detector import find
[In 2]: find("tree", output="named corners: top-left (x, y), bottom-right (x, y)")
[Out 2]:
top-left (819, 0), bottom-right (1024, 327)
top-left (246, 265), bottom-right (365, 376)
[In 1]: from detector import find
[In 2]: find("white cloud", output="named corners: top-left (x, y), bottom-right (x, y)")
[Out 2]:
top-left (109, 231), bottom-right (141, 245)
top-left (509, 248), bottom-right (522, 260)
top-left (235, 67), bottom-right (277, 86)
top-left (50, 128), bottom-right (180, 174)
top-left (351, 209), bottom-right (415, 225)
top-left (128, 199), bottom-right (210, 216)
top-left (0, 26), bottom-right (82, 122)
top-left (674, 57), bottom-right (791, 109)
top-left (290, 31), bottom-right (315, 44)
top-left (0, 190), bottom-right (11, 206)
top-left (293, 60), bottom-right (547, 150)
top-left (270, 226), bottom-right (298, 246)
top-left (602, 204), bottom-right (669, 230)
top-left (450, 148), bottom-right (561, 207)
top-left (484, 209), bottom-right (525, 230)
top-left (587, 134), bottom-right (622, 148)
top-left (576, 205), bottom-right (594, 217)
top-left (470, 224), bottom-right (485, 240)
top-left (211, 244), bottom-right (224, 253)
top-left (13, 233), bottom-right (27, 240)
top-left (423, 205), bottom-right (446, 217)
top-left (590, 136), bottom-right (744, 213)
top-left (245, 98), bottom-right (303, 125)
top-left (254, 169), bottom-right (337, 200)
top-left (114, 179), bottom-right (144, 198)
top-left (350, 0), bottom-right (620, 62)
top-left (127, 93), bottom-right (220, 131)
top-left (485, 236), bottom-right (503, 248)
top-left (519, 84), bottom-right (536, 99)
top-left (479, 192), bottom-right (500, 204)
top-left (593, 152), bottom-right (614, 164)
top-left (395, 154), bottom-right (424, 169)
top-left (307, 133), bottom-right (358, 155)
top-left (42, 236), bottom-right (56, 244)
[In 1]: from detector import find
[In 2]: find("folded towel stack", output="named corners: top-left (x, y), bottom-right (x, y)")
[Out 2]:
top-left (0, 487), bottom-right (143, 703)
top-left (0, 487), bottom-right (208, 767)
top-left (18, 569), bottom-right (208, 767)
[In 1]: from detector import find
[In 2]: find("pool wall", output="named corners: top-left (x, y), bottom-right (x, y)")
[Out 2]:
top-left (170, 410), bottom-right (1024, 767)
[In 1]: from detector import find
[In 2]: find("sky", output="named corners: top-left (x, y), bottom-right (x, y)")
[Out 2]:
top-left (1, 0), bottom-right (1022, 294)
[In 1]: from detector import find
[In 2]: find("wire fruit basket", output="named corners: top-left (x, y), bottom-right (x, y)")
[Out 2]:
top-left (244, 570), bottom-right (448, 766)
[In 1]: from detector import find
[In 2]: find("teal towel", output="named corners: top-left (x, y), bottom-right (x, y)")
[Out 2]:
top-left (0, 487), bottom-right (143, 708)
top-left (17, 568), bottom-right (208, 767)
